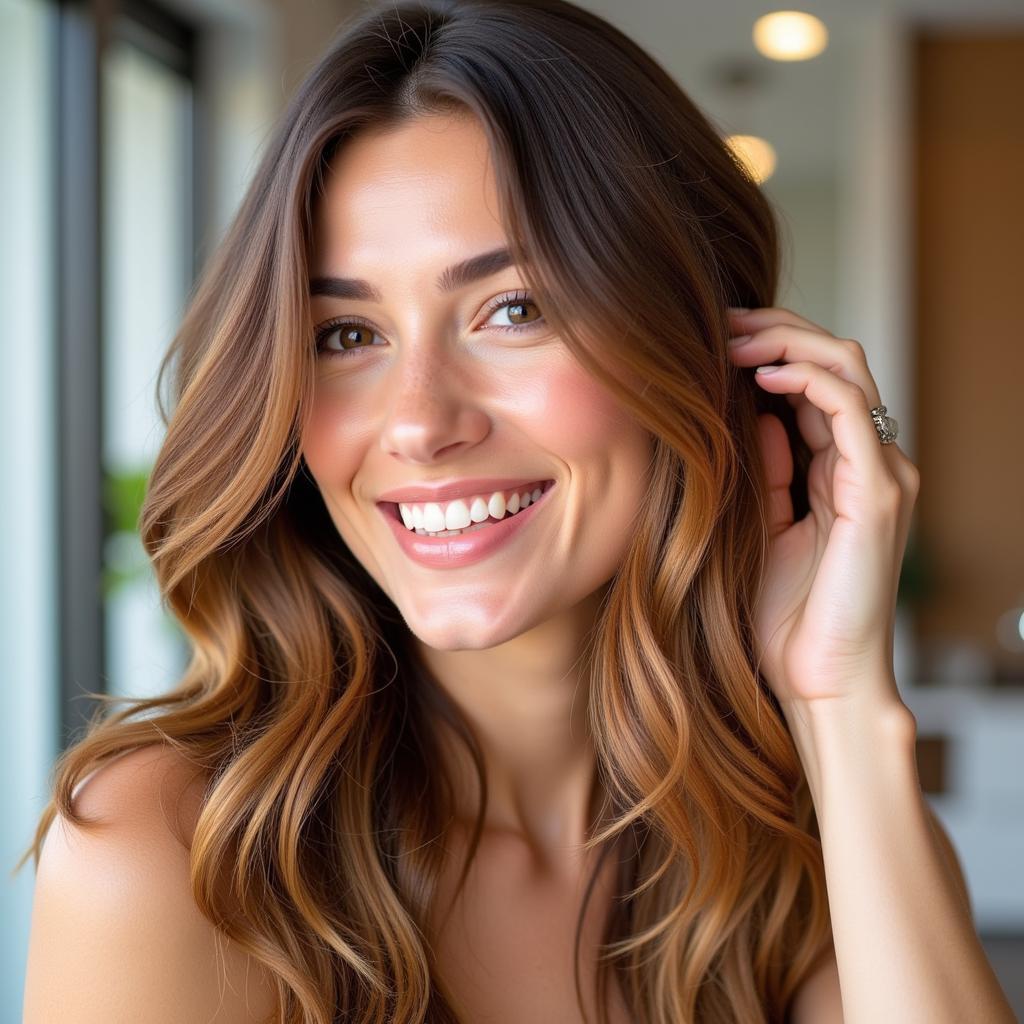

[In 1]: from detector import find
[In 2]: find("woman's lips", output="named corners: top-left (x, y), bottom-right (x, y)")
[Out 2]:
top-left (377, 480), bottom-right (557, 569)
top-left (379, 479), bottom-right (554, 524)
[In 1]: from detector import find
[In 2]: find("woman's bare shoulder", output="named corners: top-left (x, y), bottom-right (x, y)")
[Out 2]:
top-left (23, 743), bottom-right (279, 1023)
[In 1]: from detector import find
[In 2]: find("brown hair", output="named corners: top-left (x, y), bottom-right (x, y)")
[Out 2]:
top-left (19, 0), bottom-right (827, 1020)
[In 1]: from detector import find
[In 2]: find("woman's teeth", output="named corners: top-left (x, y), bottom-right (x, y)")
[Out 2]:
top-left (398, 482), bottom-right (549, 537)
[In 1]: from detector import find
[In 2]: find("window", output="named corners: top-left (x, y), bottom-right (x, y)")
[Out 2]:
top-left (0, 0), bottom-right (59, 1009)
top-left (101, 11), bottom-right (195, 700)
top-left (0, 0), bottom-right (197, 1010)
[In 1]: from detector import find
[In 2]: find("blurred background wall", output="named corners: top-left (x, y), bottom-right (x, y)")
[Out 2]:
top-left (1, 0), bottom-right (1021, 1018)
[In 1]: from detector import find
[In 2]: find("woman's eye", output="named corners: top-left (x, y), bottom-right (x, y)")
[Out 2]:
top-left (313, 291), bottom-right (545, 360)
top-left (314, 320), bottom-right (384, 358)
top-left (482, 293), bottom-right (545, 332)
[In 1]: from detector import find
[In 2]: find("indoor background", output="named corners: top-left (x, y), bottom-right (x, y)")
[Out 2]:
top-left (1, 0), bottom-right (1022, 1018)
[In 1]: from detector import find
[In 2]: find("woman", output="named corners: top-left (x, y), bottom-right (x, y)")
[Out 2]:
top-left (19, 0), bottom-right (1015, 1022)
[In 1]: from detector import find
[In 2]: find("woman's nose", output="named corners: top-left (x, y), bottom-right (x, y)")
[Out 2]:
top-left (375, 347), bottom-right (492, 465)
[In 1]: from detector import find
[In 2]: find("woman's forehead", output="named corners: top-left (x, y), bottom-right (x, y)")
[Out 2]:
top-left (317, 114), bottom-right (496, 220)
top-left (311, 115), bottom-right (507, 276)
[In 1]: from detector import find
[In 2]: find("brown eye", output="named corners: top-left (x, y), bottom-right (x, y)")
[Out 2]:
top-left (484, 291), bottom-right (545, 332)
top-left (314, 318), bottom-right (384, 358)
top-left (336, 325), bottom-right (374, 351)
top-left (507, 299), bottom-right (541, 325)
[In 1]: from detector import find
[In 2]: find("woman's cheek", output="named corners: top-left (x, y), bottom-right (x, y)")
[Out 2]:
top-left (535, 358), bottom-right (645, 457)
top-left (301, 383), bottom-right (368, 483)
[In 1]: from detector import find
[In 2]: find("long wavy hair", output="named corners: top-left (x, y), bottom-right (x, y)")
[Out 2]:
top-left (19, 0), bottom-right (829, 1020)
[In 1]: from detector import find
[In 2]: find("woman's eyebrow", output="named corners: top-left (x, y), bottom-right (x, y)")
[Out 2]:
top-left (309, 246), bottom-right (515, 301)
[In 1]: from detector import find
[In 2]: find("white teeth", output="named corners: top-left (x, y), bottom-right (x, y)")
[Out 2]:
top-left (487, 492), bottom-right (506, 519)
top-left (444, 499), bottom-right (472, 531)
top-left (414, 520), bottom-right (493, 538)
top-left (396, 481), bottom-right (552, 536)
top-left (422, 503), bottom-right (446, 532)
top-left (470, 496), bottom-right (490, 523)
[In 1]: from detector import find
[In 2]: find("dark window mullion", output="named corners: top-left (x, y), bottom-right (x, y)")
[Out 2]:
top-left (55, 0), bottom-right (198, 748)
top-left (114, 0), bottom-right (195, 77)
top-left (55, 0), bottom-right (107, 749)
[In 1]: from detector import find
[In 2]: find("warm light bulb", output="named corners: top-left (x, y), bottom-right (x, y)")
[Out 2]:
top-left (996, 603), bottom-right (1024, 653)
top-left (753, 11), bottom-right (829, 62)
top-left (725, 134), bottom-right (777, 183)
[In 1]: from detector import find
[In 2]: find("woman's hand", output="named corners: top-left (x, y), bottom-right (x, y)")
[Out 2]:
top-left (726, 306), bottom-right (920, 715)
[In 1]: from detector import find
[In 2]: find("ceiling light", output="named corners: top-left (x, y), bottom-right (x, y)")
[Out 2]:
top-left (753, 11), bottom-right (828, 62)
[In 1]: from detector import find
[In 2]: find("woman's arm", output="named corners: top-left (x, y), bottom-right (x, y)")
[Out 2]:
top-left (724, 309), bottom-right (1011, 1024)
top-left (783, 692), bottom-right (1015, 1024)
top-left (723, 306), bottom-right (1014, 1022)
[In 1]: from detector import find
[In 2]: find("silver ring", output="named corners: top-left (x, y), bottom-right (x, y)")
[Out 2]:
top-left (870, 405), bottom-right (899, 445)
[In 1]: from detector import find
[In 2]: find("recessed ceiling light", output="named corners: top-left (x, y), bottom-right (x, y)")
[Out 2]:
top-left (753, 11), bottom-right (829, 62)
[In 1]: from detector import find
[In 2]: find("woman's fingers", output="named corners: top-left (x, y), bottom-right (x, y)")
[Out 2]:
top-left (750, 359), bottom-right (902, 512)
top-left (728, 323), bottom-right (882, 410)
top-left (725, 317), bottom-right (919, 494)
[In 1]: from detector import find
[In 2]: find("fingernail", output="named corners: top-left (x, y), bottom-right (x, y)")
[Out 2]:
top-left (755, 364), bottom-right (781, 374)
top-left (728, 334), bottom-right (752, 347)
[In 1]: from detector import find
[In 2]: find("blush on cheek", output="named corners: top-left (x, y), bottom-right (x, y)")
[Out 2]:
top-left (299, 406), bottom-right (334, 479)
top-left (541, 360), bottom-right (642, 453)
top-left (301, 391), bottom-right (368, 484)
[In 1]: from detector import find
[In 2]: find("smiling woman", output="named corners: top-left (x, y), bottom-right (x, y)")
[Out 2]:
top-left (303, 114), bottom-right (657, 604)
top-left (17, 1), bottom-right (844, 1023)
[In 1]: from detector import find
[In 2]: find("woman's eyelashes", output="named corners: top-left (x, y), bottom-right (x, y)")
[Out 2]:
top-left (313, 290), bottom-right (546, 359)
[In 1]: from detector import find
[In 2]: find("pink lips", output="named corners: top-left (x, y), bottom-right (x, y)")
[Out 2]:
top-left (378, 480), bottom-right (556, 569)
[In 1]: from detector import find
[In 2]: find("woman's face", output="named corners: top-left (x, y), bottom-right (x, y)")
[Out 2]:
top-left (302, 112), bottom-right (654, 650)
